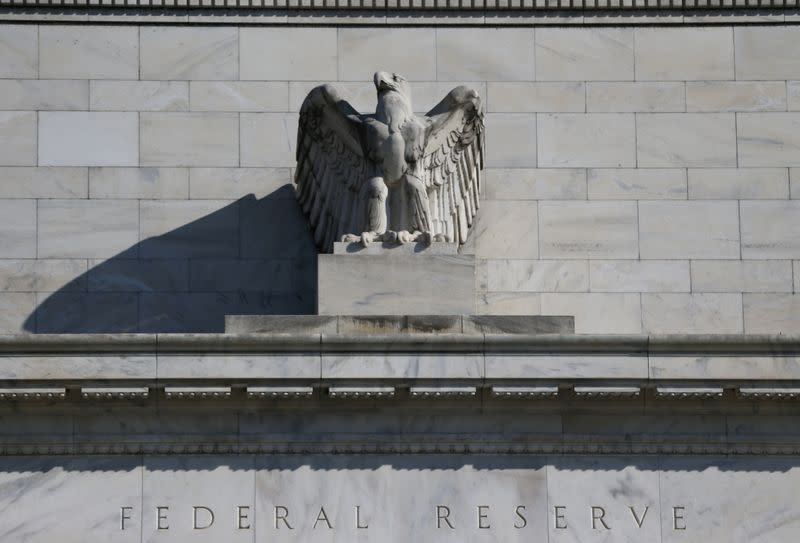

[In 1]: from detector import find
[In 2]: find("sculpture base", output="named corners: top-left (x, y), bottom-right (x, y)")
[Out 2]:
top-left (225, 314), bottom-right (575, 335)
top-left (318, 242), bottom-right (476, 315)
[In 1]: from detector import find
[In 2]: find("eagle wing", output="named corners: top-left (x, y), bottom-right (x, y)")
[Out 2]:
top-left (420, 86), bottom-right (485, 245)
top-left (295, 84), bottom-right (373, 253)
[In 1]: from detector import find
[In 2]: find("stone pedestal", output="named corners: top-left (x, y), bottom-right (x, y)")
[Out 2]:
top-left (317, 242), bottom-right (476, 315)
top-left (225, 314), bottom-right (575, 335)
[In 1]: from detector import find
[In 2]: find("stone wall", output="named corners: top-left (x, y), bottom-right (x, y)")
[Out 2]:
top-left (0, 23), bottom-right (798, 333)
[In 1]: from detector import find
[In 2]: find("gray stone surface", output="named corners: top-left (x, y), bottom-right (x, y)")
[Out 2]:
top-left (538, 113), bottom-right (636, 168)
top-left (2, 454), bottom-right (800, 541)
top-left (485, 169), bottom-right (586, 200)
top-left (0, 80), bottom-right (88, 110)
top-left (140, 27), bottom-right (238, 80)
top-left (486, 354), bottom-right (647, 379)
top-left (438, 28), bottom-right (534, 82)
top-left (488, 82), bottom-right (584, 113)
top-left (535, 28), bottom-right (634, 81)
top-left (541, 293), bottom-right (642, 334)
top-left (90, 81), bottom-right (189, 112)
top-left (735, 26), bottom-right (800, 80)
top-left (318, 251), bottom-right (476, 315)
top-left (691, 260), bottom-right (794, 293)
top-left (642, 293), bottom-right (743, 334)
top-left (39, 112), bottom-right (138, 167)
top-left (488, 260), bottom-right (588, 292)
top-left (0, 25), bottom-right (37, 78)
top-left (485, 114), bottom-right (537, 168)
top-left (0, 111), bottom-right (36, 166)
top-left (338, 29), bottom-right (436, 81)
top-left (0, 167), bottom-right (87, 199)
top-left (638, 201), bottom-right (740, 259)
top-left (158, 354), bottom-right (319, 379)
top-left (226, 315), bottom-right (574, 335)
top-left (686, 81), bottom-right (787, 112)
top-left (635, 27), bottom-right (734, 80)
top-left (539, 202), bottom-right (638, 259)
top-left (189, 168), bottom-right (291, 199)
top-left (0, 199), bottom-right (36, 258)
top-left (240, 113), bottom-right (297, 167)
top-left (240, 27), bottom-right (337, 81)
top-left (587, 168), bottom-right (687, 200)
top-left (738, 113), bottom-right (800, 167)
top-left (0, 456), bottom-right (142, 543)
top-left (590, 260), bottom-right (690, 293)
top-left (474, 200), bottom-right (539, 259)
top-left (190, 82), bottom-right (288, 112)
top-left (89, 167), bottom-right (189, 199)
top-left (744, 294), bottom-right (800, 334)
top-left (39, 25), bottom-right (138, 79)
top-left (741, 201), bottom-right (800, 258)
top-left (637, 113), bottom-right (737, 167)
top-left (688, 168), bottom-right (789, 199)
top-left (0, 259), bottom-right (87, 292)
top-left (37, 200), bottom-right (139, 258)
top-left (140, 113), bottom-right (239, 167)
top-left (586, 82), bottom-right (685, 113)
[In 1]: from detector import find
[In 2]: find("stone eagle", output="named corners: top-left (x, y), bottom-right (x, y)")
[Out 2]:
top-left (295, 71), bottom-right (485, 253)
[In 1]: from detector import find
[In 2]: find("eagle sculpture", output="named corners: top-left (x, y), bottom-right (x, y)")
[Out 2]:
top-left (295, 71), bottom-right (485, 253)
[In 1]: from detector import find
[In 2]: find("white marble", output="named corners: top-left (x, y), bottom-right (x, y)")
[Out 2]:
top-left (318, 253), bottom-right (476, 315)
top-left (38, 112), bottom-right (138, 167)
top-left (486, 355), bottom-right (648, 379)
top-left (142, 456), bottom-right (254, 543)
top-left (157, 354), bottom-right (319, 380)
top-left (0, 456), bottom-right (142, 543)
top-left (322, 354), bottom-right (483, 380)
top-left (0, 355), bottom-right (156, 380)
top-left (547, 457), bottom-right (661, 543)
top-left (255, 455), bottom-right (549, 542)
top-left (659, 457), bottom-right (800, 543)
top-left (650, 355), bottom-right (800, 380)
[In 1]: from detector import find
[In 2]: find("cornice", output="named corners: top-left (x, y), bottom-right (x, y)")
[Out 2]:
top-left (2, 333), bottom-right (799, 355)
top-left (0, 5), bottom-right (796, 24)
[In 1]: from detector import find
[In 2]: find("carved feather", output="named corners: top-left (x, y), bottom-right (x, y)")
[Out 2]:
top-left (295, 85), bottom-right (369, 253)
top-left (420, 85), bottom-right (485, 245)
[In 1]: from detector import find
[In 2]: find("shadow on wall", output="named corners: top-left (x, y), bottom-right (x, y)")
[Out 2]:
top-left (23, 186), bottom-right (318, 334)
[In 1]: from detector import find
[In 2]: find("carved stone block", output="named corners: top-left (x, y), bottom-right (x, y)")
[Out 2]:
top-left (318, 243), bottom-right (476, 315)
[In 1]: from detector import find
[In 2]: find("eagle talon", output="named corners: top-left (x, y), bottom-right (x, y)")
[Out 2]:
top-left (397, 230), bottom-right (414, 244)
top-left (361, 231), bottom-right (377, 247)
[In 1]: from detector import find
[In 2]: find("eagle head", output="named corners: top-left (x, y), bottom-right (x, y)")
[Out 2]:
top-left (374, 71), bottom-right (411, 99)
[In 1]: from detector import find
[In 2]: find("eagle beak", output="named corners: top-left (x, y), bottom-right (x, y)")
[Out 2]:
top-left (374, 72), bottom-right (391, 91)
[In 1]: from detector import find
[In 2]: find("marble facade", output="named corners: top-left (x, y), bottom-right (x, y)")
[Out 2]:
top-left (2, 6), bottom-right (800, 543)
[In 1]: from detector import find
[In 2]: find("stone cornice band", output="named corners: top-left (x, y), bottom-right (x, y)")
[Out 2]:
top-left (0, 333), bottom-right (799, 397)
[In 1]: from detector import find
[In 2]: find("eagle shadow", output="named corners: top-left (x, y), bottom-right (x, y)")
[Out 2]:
top-left (23, 186), bottom-right (318, 334)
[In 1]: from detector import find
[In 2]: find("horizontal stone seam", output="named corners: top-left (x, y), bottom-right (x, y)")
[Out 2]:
top-left (4, 439), bottom-right (800, 456)
top-left (1, 333), bottom-right (799, 355)
top-left (0, 2), bottom-right (797, 10)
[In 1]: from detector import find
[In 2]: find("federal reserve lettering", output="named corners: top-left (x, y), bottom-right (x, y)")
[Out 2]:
top-left (119, 504), bottom-right (688, 531)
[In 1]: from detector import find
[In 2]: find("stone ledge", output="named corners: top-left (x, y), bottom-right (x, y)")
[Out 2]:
top-left (0, 0), bottom-right (794, 9)
top-left (1, 332), bottom-right (799, 354)
top-left (225, 314), bottom-right (574, 335)
top-left (0, 6), bottom-right (795, 24)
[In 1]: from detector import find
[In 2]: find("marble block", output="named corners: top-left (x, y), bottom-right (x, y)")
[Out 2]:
top-left (317, 245), bottom-right (476, 315)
